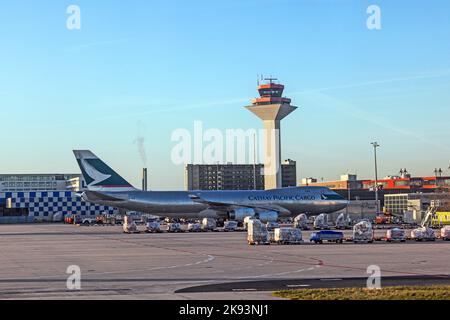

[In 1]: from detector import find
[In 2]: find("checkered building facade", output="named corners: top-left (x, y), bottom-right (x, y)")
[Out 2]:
top-left (0, 191), bottom-right (118, 220)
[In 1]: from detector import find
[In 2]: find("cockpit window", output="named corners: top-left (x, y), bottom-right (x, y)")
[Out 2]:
top-left (322, 194), bottom-right (344, 200)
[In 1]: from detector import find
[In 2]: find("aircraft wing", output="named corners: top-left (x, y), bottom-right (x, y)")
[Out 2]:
top-left (188, 194), bottom-right (291, 215)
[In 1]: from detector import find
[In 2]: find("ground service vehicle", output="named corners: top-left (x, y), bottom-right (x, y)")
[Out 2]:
top-left (80, 217), bottom-right (98, 225)
top-left (310, 230), bottom-right (344, 244)
top-left (65, 214), bottom-right (82, 225)
top-left (223, 220), bottom-right (238, 231)
top-left (375, 215), bottom-right (391, 224)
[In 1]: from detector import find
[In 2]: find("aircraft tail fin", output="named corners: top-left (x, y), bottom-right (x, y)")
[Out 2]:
top-left (73, 150), bottom-right (136, 192)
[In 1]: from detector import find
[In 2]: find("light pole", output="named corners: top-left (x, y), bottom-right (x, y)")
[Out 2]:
top-left (253, 133), bottom-right (257, 190)
top-left (346, 170), bottom-right (351, 217)
top-left (371, 142), bottom-right (380, 213)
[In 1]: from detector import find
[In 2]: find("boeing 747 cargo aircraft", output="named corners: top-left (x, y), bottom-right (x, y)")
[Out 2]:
top-left (73, 150), bottom-right (347, 222)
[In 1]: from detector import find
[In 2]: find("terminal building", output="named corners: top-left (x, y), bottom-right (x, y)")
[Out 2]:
top-left (301, 173), bottom-right (450, 218)
top-left (0, 174), bottom-right (118, 223)
top-left (300, 172), bottom-right (450, 192)
top-left (0, 174), bottom-right (85, 192)
top-left (384, 192), bottom-right (450, 215)
top-left (185, 159), bottom-right (297, 190)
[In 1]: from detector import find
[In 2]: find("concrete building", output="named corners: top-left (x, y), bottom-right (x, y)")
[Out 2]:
top-left (185, 160), bottom-right (297, 191)
top-left (300, 174), bottom-right (363, 190)
top-left (281, 159), bottom-right (297, 188)
top-left (0, 174), bottom-right (85, 192)
top-left (301, 177), bottom-right (317, 185)
top-left (245, 78), bottom-right (297, 190)
top-left (300, 173), bottom-right (450, 191)
top-left (300, 174), bottom-right (450, 208)
top-left (384, 192), bottom-right (450, 215)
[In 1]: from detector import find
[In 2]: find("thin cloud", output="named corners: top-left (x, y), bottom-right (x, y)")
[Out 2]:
top-left (304, 91), bottom-right (450, 152)
top-left (27, 69), bottom-right (450, 130)
top-left (66, 38), bottom-right (133, 51)
top-left (287, 69), bottom-right (450, 96)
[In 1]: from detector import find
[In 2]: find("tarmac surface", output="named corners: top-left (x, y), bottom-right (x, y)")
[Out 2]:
top-left (0, 224), bottom-right (449, 300)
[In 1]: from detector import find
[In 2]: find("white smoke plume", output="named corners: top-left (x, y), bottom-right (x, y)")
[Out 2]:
top-left (134, 121), bottom-right (147, 165)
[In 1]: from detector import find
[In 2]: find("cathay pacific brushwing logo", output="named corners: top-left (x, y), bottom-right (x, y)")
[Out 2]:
top-left (81, 158), bottom-right (111, 186)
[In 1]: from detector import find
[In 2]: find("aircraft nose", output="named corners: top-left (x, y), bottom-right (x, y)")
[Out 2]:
top-left (337, 200), bottom-right (349, 211)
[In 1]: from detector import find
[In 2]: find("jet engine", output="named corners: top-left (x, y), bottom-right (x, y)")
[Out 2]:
top-left (257, 211), bottom-right (278, 222)
top-left (229, 208), bottom-right (256, 221)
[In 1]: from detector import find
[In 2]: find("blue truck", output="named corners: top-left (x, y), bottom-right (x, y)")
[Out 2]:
top-left (310, 230), bottom-right (344, 244)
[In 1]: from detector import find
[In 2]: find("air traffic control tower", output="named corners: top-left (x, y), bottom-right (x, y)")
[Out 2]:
top-left (245, 78), bottom-right (297, 190)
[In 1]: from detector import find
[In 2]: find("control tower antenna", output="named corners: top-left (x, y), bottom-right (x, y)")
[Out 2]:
top-left (264, 77), bottom-right (278, 84)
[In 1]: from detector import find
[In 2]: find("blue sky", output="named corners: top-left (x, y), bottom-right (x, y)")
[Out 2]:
top-left (1, 0), bottom-right (450, 189)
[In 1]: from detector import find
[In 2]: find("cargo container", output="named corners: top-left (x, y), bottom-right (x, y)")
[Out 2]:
top-left (187, 222), bottom-right (201, 232)
top-left (411, 227), bottom-right (436, 241)
top-left (266, 221), bottom-right (280, 231)
top-left (201, 218), bottom-right (217, 231)
top-left (440, 226), bottom-right (450, 240)
top-left (386, 228), bottom-right (406, 242)
top-left (247, 219), bottom-right (270, 245)
top-left (274, 227), bottom-right (303, 244)
top-left (223, 220), bottom-right (238, 231)
top-left (313, 213), bottom-right (329, 230)
top-left (145, 221), bottom-right (162, 233)
top-left (353, 221), bottom-right (374, 243)
top-left (123, 215), bottom-right (139, 233)
top-left (243, 216), bottom-right (254, 230)
top-left (167, 222), bottom-right (183, 233)
top-left (335, 213), bottom-right (351, 229)
top-left (293, 213), bottom-right (309, 230)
